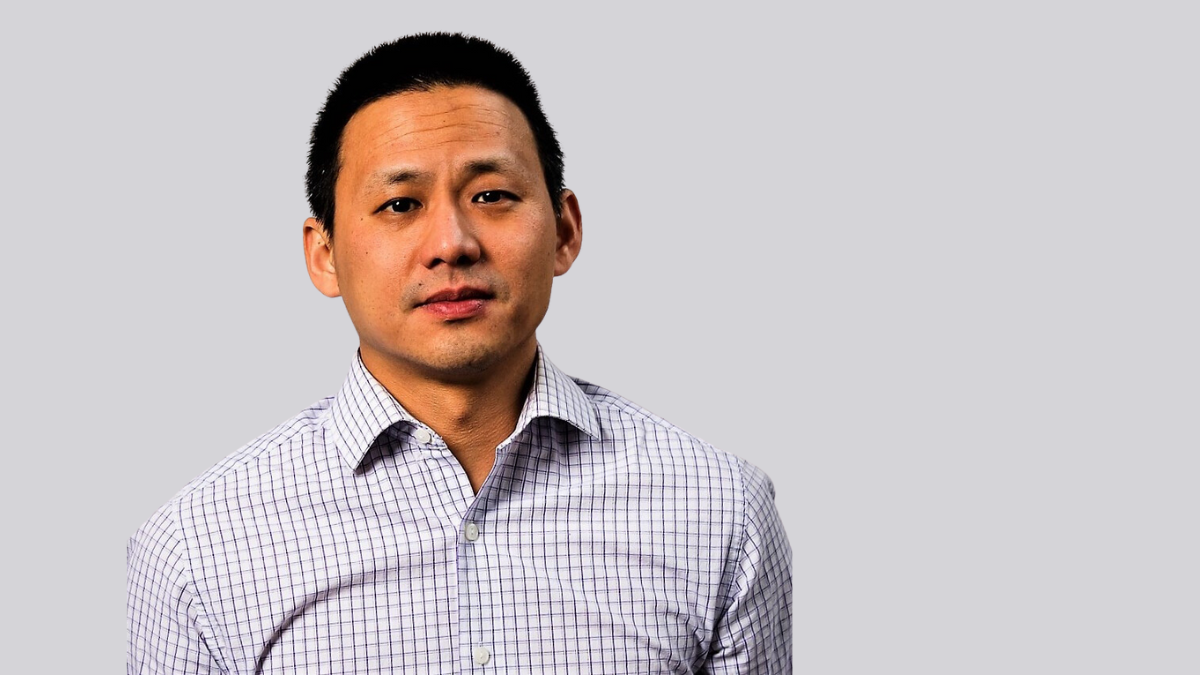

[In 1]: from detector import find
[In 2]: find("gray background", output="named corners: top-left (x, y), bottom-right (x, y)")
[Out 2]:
top-left (2, 1), bottom-right (1196, 672)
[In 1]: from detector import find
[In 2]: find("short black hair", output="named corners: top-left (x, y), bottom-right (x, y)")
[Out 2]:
top-left (305, 33), bottom-right (565, 236)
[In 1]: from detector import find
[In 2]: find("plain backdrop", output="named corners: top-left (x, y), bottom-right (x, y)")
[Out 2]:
top-left (2, 1), bottom-right (1196, 672)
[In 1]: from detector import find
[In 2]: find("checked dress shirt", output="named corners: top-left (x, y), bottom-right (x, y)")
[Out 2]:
top-left (127, 347), bottom-right (792, 673)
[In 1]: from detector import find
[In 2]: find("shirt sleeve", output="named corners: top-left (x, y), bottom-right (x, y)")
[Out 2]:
top-left (127, 503), bottom-right (226, 675)
top-left (703, 461), bottom-right (793, 674)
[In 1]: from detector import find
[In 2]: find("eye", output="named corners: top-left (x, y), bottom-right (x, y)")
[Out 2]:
top-left (379, 197), bottom-right (420, 214)
top-left (472, 190), bottom-right (517, 204)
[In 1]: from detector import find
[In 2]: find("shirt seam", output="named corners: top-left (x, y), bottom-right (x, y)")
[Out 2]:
top-left (171, 496), bottom-right (233, 673)
top-left (711, 457), bottom-right (749, 656)
top-left (183, 424), bottom-right (322, 504)
top-left (590, 397), bottom-right (692, 440)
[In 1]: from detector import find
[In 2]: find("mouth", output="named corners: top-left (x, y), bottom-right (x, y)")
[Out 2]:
top-left (416, 286), bottom-right (495, 321)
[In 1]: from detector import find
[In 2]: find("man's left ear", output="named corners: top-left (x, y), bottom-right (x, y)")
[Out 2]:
top-left (553, 189), bottom-right (583, 276)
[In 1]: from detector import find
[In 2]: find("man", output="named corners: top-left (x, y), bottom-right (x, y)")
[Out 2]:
top-left (128, 33), bottom-right (791, 674)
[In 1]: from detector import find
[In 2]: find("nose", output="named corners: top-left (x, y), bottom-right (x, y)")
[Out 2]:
top-left (421, 201), bottom-right (482, 269)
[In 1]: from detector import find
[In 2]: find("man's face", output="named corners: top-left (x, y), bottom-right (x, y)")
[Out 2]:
top-left (303, 85), bottom-right (582, 383)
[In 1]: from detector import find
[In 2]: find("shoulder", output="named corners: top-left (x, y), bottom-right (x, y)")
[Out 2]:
top-left (572, 376), bottom-right (775, 503)
top-left (567, 374), bottom-right (789, 582)
top-left (131, 397), bottom-right (336, 539)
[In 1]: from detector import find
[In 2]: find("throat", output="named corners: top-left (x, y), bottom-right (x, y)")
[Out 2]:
top-left (360, 345), bottom-right (539, 493)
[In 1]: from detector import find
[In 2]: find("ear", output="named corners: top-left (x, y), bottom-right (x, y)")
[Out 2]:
top-left (303, 217), bottom-right (341, 298)
top-left (553, 189), bottom-right (583, 277)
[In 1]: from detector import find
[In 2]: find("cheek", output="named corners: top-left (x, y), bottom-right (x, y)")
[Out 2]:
top-left (339, 241), bottom-right (410, 312)
top-left (501, 231), bottom-right (557, 289)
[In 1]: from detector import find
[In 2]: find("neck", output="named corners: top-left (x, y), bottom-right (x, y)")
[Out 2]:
top-left (359, 341), bottom-right (538, 492)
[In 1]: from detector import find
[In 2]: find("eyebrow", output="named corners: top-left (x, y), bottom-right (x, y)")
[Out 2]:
top-left (461, 157), bottom-right (520, 178)
top-left (374, 168), bottom-right (426, 186)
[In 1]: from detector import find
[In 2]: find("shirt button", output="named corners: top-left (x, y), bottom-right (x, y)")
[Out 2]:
top-left (413, 428), bottom-right (432, 445)
top-left (473, 646), bottom-right (491, 665)
top-left (464, 522), bottom-right (480, 541)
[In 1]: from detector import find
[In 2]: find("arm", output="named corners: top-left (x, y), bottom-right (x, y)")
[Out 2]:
top-left (127, 504), bottom-right (226, 675)
top-left (703, 461), bottom-right (793, 674)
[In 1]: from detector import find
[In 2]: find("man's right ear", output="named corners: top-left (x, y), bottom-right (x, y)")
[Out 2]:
top-left (303, 218), bottom-right (341, 298)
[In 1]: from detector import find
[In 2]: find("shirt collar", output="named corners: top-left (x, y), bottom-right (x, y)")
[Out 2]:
top-left (513, 346), bottom-right (602, 443)
top-left (330, 345), bottom-right (601, 470)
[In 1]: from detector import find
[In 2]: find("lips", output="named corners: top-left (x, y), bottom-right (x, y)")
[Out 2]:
top-left (418, 286), bottom-right (494, 306)
top-left (416, 286), bottom-right (494, 321)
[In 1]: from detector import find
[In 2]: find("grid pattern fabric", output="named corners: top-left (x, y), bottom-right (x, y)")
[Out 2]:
top-left (128, 347), bottom-right (792, 673)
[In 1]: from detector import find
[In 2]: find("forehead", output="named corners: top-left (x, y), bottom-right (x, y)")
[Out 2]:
top-left (338, 85), bottom-right (539, 181)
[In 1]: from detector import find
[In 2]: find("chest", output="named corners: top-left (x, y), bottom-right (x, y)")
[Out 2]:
top-left (190, 446), bottom-right (732, 674)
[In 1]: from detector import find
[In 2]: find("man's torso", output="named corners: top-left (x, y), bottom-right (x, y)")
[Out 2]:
top-left (129, 352), bottom-right (770, 673)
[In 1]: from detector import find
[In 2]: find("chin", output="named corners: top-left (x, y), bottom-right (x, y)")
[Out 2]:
top-left (410, 335), bottom-right (525, 379)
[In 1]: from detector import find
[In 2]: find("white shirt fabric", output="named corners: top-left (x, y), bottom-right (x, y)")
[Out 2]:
top-left (127, 347), bottom-right (792, 673)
